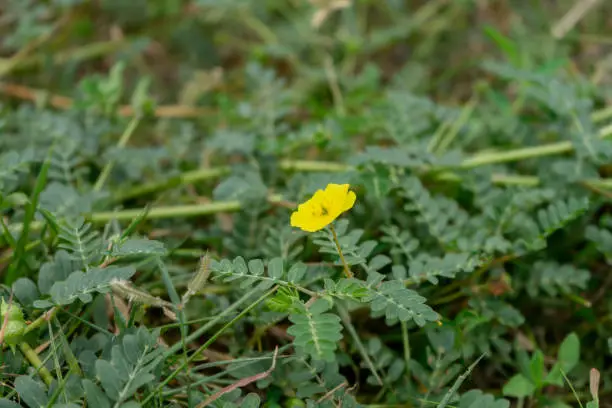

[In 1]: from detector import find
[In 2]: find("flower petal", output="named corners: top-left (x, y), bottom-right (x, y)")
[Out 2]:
top-left (324, 183), bottom-right (349, 200)
top-left (341, 190), bottom-right (356, 212)
top-left (291, 211), bottom-right (332, 232)
top-left (290, 183), bottom-right (356, 232)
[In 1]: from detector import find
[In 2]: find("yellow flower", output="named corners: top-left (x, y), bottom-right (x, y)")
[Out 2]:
top-left (290, 183), bottom-right (356, 232)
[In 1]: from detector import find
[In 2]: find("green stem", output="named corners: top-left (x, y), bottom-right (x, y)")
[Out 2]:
top-left (112, 167), bottom-right (230, 202)
top-left (401, 320), bottom-right (411, 385)
top-left (323, 54), bottom-right (346, 117)
top-left (565, 292), bottom-right (592, 308)
top-left (91, 197), bottom-right (276, 223)
top-left (163, 287), bottom-right (264, 357)
top-left (24, 307), bottom-right (58, 335)
top-left (93, 202), bottom-right (234, 222)
top-left (461, 122), bottom-right (612, 168)
top-left (93, 116), bottom-right (141, 192)
top-left (592, 105), bottom-right (612, 122)
top-left (113, 159), bottom-right (349, 202)
top-left (329, 224), bottom-right (353, 278)
top-left (5, 196), bottom-right (281, 237)
top-left (143, 287), bottom-right (277, 405)
top-left (0, 240), bottom-right (41, 264)
top-left (109, 123), bottom-right (612, 204)
top-left (336, 302), bottom-right (382, 385)
top-left (436, 97), bottom-right (477, 154)
top-left (156, 258), bottom-right (192, 404)
top-left (430, 290), bottom-right (467, 305)
top-left (460, 142), bottom-right (574, 168)
top-left (19, 342), bottom-right (54, 386)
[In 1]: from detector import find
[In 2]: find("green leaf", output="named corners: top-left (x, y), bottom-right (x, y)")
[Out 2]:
top-left (11, 278), bottom-right (39, 306)
top-left (34, 265), bottom-right (136, 308)
top-left (558, 333), bottom-right (580, 371)
top-left (529, 350), bottom-right (545, 388)
top-left (266, 286), bottom-right (299, 313)
top-left (119, 402), bottom-right (142, 408)
top-left (309, 298), bottom-right (333, 314)
top-left (502, 374), bottom-right (535, 398)
top-left (545, 364), bottom-right (564, 387)
top-left (38, 250), bottom-right (81, 295)
top-left (324, 278), bottom-right (369, 301)
top-left (6, 147), bottom-right (51, 284)
top-left (95, 327), bottom-right (163, 404)
top-left (536, 197), bottom-right (589, 237)
top-left (96, 360), bottom-right (122, 400)
top-left (0, 399), bottom-right (23, 408)
top-left (268, 258), bottom-right (284, 280)
top-left (0, 149), bottom-right (35, 194)
top-left (56, 216), bottom-right (103, 268)
top-left (14, 376), bottom-right (49, 408)
top-left (287, 262), bottom-right (307, 283)
top-left (39, 182), bottom-right (97, 217)
top-left (407, 252), bottom-right (484, 285)
top-left (110, 238), bottom-right (166, 258)
top-left (482, 25), bottom-right (520, 67)
top-left (241, 393), bottom-right (261, 408)
top-left (211, 256), bottom-right (302, 290)
top-left (312, 219), bottom-right (379, 272)
top-left (213, 173), bottom-right (267, 202)
top-left (459, 389), bottom-right (510, 408)
top-left (546, 332), bottom-right (580, 385)
top-left (364, 272), bottom-right (439, 326)
top-left (526, 262), bottom-right (590, 298)
top-left (287, 302), bottom-right (343, 362)
top-left (82, 379), bottom-right (111, 408)
top-left (400, 176), bottom-right (469, 246)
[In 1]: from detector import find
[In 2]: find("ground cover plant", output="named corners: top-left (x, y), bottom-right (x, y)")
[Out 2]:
top-left (1, 0), bottom-right (612, 407)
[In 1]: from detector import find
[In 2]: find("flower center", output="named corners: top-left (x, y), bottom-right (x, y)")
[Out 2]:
top-left (312, 204), bottom-right (329, 217)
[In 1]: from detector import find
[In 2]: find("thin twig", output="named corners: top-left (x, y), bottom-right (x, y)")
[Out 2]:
top-left (196, 347), bottom-right (279, 408)
top-left (330, 224), bottom-right (353, 278)
top-left (552, 0), bottom-right (602, 39)
top-left (0, 14), bottom-right (71, 78)
top-left (317, 381), bottom-right (348, 403)
top-left (0, 82), bottom-right (214, 118)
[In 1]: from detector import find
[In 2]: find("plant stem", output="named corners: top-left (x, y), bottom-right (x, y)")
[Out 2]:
top-left (113, 159), bottom-right (350, 202)
top-left (143, 287), bottom-right (277, 405)
top-left (592, 105), bottom-right (612, 122)
top-left (460, 141), bottom-right (574, 168)
top-left (112, 167), bottom-right (230, 202)
top-left (0, 240), bottom-right (41, 264)
top-left (24, 307), bottom-right (58, 335)
top-left (109, 123), bottom-right (612, 204)
top-left (93, 116), bottom-right (141, 192)
top-left (461, 121), bottom-right (612, 168)
top-left (337, 302), bottom-right (382, 385)
top-left (19, 342), bottom-right (54, 386)
top-left (90, 196), bottom-right (281, 222)
top-left (329, 224), bottom-right (353, 278)
top-left (401, 320), bottom-right (411, 384)
top-left (163, 287), bottom-right (264, 357)
top-left (436, 96), bottom-right (477, 154)
top-left (93, 201), bottom-right (239, 222)
top-left (5, 195), bottom-right (285, 238)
